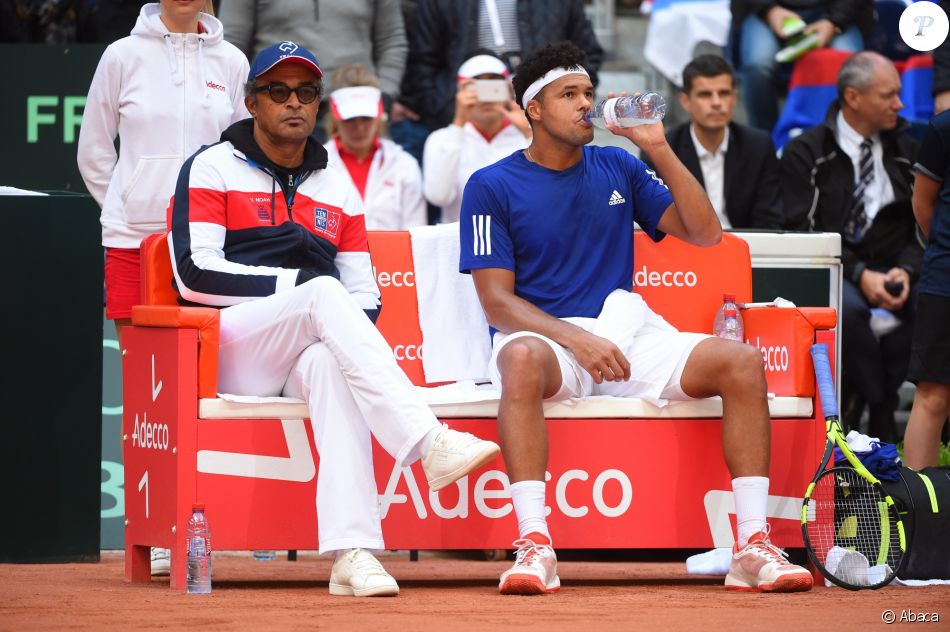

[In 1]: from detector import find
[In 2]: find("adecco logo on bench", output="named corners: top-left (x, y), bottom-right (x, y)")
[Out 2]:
top-left (633, 265), bottom-right (698, 288)
top-left (373, 266), bottom-right (415, 288)
top-left (750, 336), bottom-right (790, 373)
top-left (379, 466), bottom-right (633, 521)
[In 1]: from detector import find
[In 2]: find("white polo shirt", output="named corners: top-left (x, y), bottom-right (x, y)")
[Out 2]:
top-left (690, 124), bottom-right (730, 229)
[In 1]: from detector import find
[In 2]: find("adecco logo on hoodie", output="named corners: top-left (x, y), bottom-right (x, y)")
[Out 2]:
top-left (206, 81), bottom-right (226, 92)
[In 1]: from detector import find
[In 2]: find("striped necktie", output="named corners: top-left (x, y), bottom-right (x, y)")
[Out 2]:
top-left (845, 138), bottom-right (874, 242)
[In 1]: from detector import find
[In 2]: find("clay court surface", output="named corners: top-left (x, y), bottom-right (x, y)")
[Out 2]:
top-left (2, 551), bottom-right (947, 631)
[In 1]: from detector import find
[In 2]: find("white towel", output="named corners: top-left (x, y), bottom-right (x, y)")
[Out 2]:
top-left (409, 223), bottom-right (492, 383)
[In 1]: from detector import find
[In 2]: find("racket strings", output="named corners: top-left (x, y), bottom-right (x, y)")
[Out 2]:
top-left (805, 468), bottom-right (901, 587)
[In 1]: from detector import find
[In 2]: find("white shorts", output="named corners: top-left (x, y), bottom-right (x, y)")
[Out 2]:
top-left (488, 290), bottom-right (711, 406)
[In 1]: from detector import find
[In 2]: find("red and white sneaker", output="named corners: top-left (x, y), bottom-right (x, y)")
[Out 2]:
top-left (499, 533), bottom-right (560, 595)
top-left (725, 526), bottom-right (813, 593)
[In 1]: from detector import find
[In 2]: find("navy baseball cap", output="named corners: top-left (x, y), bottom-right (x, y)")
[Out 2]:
top-left (248, 41), bottom-right (323, 81)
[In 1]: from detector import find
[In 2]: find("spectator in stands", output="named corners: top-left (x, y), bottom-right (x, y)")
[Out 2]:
top-left (422, 52), bottom-right (530, 223)
top-left (76, 0), bottom-right (248, 576)
top-left (729, 0), bottom-right (870, 132)
top-left (168, 42), bottom-right (500, 596)
top-left (646, 54), bottom-right (784, 229)
top-left (781, 51), bottom-right (922, 442)
top-left (323, 64), bottom-right (427, 230)
top-left (904, 110), bottom-right (950, 469)
top-left (1, 0), bottom-right (98, 42)
top-left (219, 0), bottom-right (407, 142)
top-left (399, 0), bottom-right (604, 134)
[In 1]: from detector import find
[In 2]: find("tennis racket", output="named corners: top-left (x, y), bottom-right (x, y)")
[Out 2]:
top-left (801, 343), bottom-right (906, 590)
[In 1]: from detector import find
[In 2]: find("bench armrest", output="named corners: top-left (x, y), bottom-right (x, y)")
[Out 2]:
top-left (131, 305), bottom-right (220, 399)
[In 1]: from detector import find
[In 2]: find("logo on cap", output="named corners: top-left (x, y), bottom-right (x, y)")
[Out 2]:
top-left (279, 41), bottom-right (299, 54)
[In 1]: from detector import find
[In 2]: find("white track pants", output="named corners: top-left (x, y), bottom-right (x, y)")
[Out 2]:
top-left (216, 277), bottom-right (440, 552)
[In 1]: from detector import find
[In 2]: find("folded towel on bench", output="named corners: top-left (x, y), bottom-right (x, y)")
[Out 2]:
top-left (409, 223), bottom-right (491, 383)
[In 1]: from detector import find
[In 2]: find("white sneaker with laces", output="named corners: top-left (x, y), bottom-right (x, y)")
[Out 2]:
top-left (150, 547), bottom-right (170, 577)
top-left (329, 549), bottom-right (399, 597)
top-left (725, 525), bottom-right (813, 592)
top-left (421, 423), bottom-right (500, 491)
top-left (499, 537), bottom-right (560, 595)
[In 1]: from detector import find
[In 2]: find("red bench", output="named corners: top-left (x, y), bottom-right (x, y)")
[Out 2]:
top-left (122, 230), bottom-right (836, 589)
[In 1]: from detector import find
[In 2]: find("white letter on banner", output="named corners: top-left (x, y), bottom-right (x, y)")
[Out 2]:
top-left (379, 465), bottom-right (428, 519)
top-left (555, 469), bottom-right (590, 518)
top-left (429, 478), bottom-right (469, 519)
top-left (474, 470), bottom-right (512, 518)
top-left (592, 469), bottom-right (633, 517)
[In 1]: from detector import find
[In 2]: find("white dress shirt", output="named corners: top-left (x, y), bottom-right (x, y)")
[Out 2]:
top-left (690, 124), bottom-right (730, 229)
top-left (835, 111), bottom-right (895, 225)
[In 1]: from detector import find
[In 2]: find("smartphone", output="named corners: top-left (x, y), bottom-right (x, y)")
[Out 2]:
top-left (474, 79), bottom-right (510, 103)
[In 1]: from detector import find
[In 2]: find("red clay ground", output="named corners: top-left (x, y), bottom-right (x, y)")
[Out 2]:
top-left (2, 551), bottom-right (948, 631)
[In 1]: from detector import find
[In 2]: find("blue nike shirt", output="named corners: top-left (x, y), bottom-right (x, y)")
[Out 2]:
top-left (459, 145), bottom-right (673, 318)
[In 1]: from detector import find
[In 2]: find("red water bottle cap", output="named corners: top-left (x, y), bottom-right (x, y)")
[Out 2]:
top-left (723, 292), bottom-right (736, 302)
top-left (192, 503), bottom-right (205, 512)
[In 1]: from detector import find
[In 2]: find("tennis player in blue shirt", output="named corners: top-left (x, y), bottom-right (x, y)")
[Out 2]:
top-left (459, 41), bottom-right (812, 596)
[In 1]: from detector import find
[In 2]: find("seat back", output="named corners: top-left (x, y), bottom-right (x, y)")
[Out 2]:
top-left (632, 231), bottom-right (752, 334)
top-left (140, 233), bottom-right (179, 306)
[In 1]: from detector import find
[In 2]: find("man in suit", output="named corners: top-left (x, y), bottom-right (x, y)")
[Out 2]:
top-left (649, 55), bottom-right (783, 230)
top-left (781, 51), bottom-right (922, 442)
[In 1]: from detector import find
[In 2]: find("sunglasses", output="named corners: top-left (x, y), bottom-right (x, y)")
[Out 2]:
top-left (253, 82), bottom-right (320, 104)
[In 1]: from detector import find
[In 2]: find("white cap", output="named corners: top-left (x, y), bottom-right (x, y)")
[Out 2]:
top-left (457, 54), bottom-right (509, 80)
top-left (329, 86), bottom-right (383, 120)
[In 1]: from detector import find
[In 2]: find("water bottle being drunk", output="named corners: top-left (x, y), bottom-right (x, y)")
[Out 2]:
top-left (585, 92), bottom-right (667, 129)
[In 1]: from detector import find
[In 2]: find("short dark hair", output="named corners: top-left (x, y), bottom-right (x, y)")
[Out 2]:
top-left (681, 54), bottom-right (735, 94)
top-left (512, 41), bottom-right (589, 109)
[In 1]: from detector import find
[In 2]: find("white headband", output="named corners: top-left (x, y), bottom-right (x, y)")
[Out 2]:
top-left (521, 65), bottom-right (590, 108)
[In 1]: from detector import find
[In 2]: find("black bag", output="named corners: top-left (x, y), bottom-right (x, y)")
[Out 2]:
top-left (882, 466), bottom-right (950, 580)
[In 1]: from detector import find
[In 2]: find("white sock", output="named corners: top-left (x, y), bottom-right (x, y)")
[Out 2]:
top-left (732, 476), bottom-right (769, 547)
top-left (510, 480), bottom-right (550, 540)
top-left (334, 548), bottom-right (354, 560)
top-left (406, 425), bottom-right (442, 463)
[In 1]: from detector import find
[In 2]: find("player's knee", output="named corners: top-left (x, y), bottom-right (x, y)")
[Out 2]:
top-left (727, 343), bottom-right (767, 390)
top-left (498, 339), bottom-right (549, 394)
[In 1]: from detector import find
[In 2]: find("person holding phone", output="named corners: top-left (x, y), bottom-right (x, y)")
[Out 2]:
top-left (422, 52), bottom-right (530, 223)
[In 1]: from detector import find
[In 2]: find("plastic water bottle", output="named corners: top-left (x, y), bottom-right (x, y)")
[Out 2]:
top-left (186, 503), bottom-right (212, 594)
top-left (584, 93), bottom-right (667, 129)
top-left (253, 550), bottom-right (278, 561)
top-left (713, 292), bottom-right (744, 342)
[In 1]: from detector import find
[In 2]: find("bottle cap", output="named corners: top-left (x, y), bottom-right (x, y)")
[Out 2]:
top-left (192, 503), bottom-right (205, 512)
top-left (723, 292), bottom-right (736, 302)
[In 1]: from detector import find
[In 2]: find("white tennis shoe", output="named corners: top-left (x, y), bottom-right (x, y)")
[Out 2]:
top-left (421, 424), bottom-right (500, 491)
top-left (725, 526), bottom-right (813, 592)
top-left (499, 535), bottom-right (560, 595)
top-left (329, 549), bottom-right (399, 597)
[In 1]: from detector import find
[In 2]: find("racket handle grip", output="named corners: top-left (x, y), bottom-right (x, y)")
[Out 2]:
top-left (810, 344), bottom-right (838, 418)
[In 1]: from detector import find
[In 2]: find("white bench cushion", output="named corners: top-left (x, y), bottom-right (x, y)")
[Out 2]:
top-left (199, 395), bottom-right (813, 420)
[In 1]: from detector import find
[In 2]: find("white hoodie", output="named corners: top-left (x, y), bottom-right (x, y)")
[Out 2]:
top-left (324, 137), bottom-right (427, 230)
top-left (77, 3), bottom-right (250, 248)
